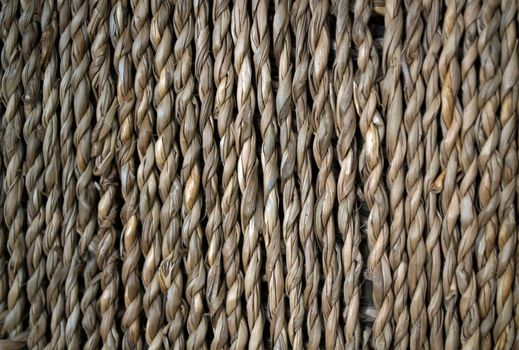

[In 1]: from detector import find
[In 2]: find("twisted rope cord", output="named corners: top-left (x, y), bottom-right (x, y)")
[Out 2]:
top-left (173, 0), bottom-right (208, 347)
top-left (232, 1), bottom-right (261, 348)
top-left (402, 0), bottom-right (427, 348)
top-left (421, 0), bottom-right (443, 346)
top-left (251, 0), bottom-right (280, 346)
top-left (71, 0), bottom-right (100, 346)
top-left (109, 1), bottom-right (143, 348)
top-left (58, 0), bottom-right (81, 346)
top-left (0, 0), bottom-right (7, 321)
top-left (214, 0), bottom-right (247, 347)
top-left (494, 1), bottom-right (518, 348)
top-left (353, 0), bottom-right (393, 347)
top-left (457, 0), bottom-right (481, 346)
top-left (130, 0), bottom-right (162, 344)
top-left (41, 1), bottom-right (65, 348)
top-left (380, 1), bottom-right (407, 348)
top-left (332, 0), bottom-right (361, 348)
top-left (151, 0), bottom-right (185, 348)
top-left (194, 0), bottom-right (227, 347)
top-left (309, 0), bottom-right (343, 348)
top-left (290, 1), bottom-right (321, 347)
top-left (0, 0), bottom-right (26, 338)
top-left (438, 0), bottom-right (464, 346)
top-left (274, 0), bottom-right (303, 348)
top-left (88, 0), bottom-right (120, 346)
top-left (477, 1), bottom-right (501, 348)
top-left (20, 0), bottom-right (47, 346)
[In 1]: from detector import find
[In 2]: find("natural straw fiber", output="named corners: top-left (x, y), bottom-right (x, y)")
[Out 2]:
top-left (2, 0), bottom-right (519, 349)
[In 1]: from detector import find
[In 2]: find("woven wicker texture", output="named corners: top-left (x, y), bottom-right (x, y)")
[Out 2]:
top-left (0, 0), bottom-right (519, 349)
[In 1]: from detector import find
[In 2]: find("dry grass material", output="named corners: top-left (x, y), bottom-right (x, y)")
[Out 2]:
top-left (1, 0), bottom-right (519, 349)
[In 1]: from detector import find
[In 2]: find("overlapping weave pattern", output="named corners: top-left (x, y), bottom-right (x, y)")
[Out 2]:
top-left (1, 0), bottom-right (519, 349)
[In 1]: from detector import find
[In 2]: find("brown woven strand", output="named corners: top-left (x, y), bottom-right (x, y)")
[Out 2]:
top-left (457, 0), bottom-right (481, 347)
top-left (41, 0), bottom-right (65, 348)
top-left (494, 1), bottom-right (518, 348)
top-left (21, 0), bottom-right (46, 347)
top-left (380, 0), bottom-right (407, 348)
top-left (88, 0), bottom-right (120, 345)
top-left (1, 0), bottom-right (27, 339)
top-left (333, 0), bottom-right (361, 349)
top-left (402, 0), bottom-right (427, 348)
top-left (290, 0), bottom-right (321, 348)
top-left (251, 0), bottom-right (281, 346)
top-left (439, 0), bottom-right (464, 346)
top-left (353, 0), bottom-right (394, 347)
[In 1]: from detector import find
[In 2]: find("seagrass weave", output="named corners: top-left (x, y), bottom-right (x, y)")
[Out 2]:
top-left (0, 0), bottom-right (519, 349)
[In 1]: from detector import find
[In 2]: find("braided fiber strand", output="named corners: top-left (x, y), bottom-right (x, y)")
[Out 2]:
top-left (332, 0), bottom-right (361, 348)
top-left (20, 0), bottom-right (47, 347)
top-left (477, 0), bottom-right (501, 348)
top-left (194, 0), bottom-right (227, 347)
top-left (251, 0), bottom-right (280, 346)
top-left (457, 0), bottom-right (481, 346)
top-left (438, 0), bottom-right (464, 346)
top-left (402, 0), bottom-right (427, 347)
top-left (109, 0), bottom-right (143, 348)
top-left (380, 0), bottom-right (407, 348)
top-left (152, 0), bottom-right (185, 348)
top-left (59, 0), bottom-right (81, 347)
top-left (494, 0), bottom-right (518, 348)
top-left (290, 1), bottom-right (321, 347)
top-left (40, 0), bottom-right (65, 348)
top-left (309, 0), bottom-right (344, 347)
top-left (0, 8), bottom-right (5, 320)
top-left (0, 0), bottom-right (26, 338)
top-left (421, 0), bottom-right (443, 346)
top-left (273, 0), bottom-right (303, 348)
top-left (131, 0), bottom-right (162, 344)
top-left (232, 0), bottom-right (261, 348)
top-left (215, 0), bottom-right (248, 347)
top-left (88, 0), bottom-right (120, 345)
top-left (71, 0), bottom-right (100, 346)
top-left (173, 0), bottom-right (208, 347)
top-left (353, 0), bottom-right (393, 347)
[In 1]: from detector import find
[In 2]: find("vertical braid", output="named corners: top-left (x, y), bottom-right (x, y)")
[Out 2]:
top-left (402, 0), bottom-right (427, 347)
top-left (214, 0), bottom-right (248, 347)
top-left (332, 0), bottom-right (361, 348)
top-left (20, 0), bottom-right (46, 346)
top-left (131, 0), bottom-right (162, 344)
top-left (309, 0), bottom-right (343, 348)
top-left (353, 0), bottom-right (393, 347)
top-left (232, 1), bottom-right (261, 348)
top-left (0, 0), bottom-right (7, 321)
top-left (290, 1), bottom-right (321, 347)
top-left (421, 0), bottom-right (443, 346)
top-left (194, 0), bottom-right (227, 347)
top-left (0, 0), bottom-right (26, 338)
top-left (110, 0), bottom-right (143, 348)
top-left (41, 0), bottom-right (65, 347)
top-left (88, 0), bottom-right (120, 346)
top-left (152, 0), bottom-right (185, 348)
top-left (494, 0), bottom-right (518, 347)
top-left (457, 0), bottom-right (481, 346)
top-left (251, 0), bottom-right (279, 346)
top-left (59, 0), bottom-right (81, 346)
top-left (477, 1), bottom-right (501, 348)
top-left (71, 0), bottom-right (100, 346)
top-left (174, 0), bottom-right (207, 347)
top-left (274, 0), bottom-right (303, 348)
top-left (438, 0), bottom-right (464, 346)
top-left (380, 0), bottom-right (407, 348)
